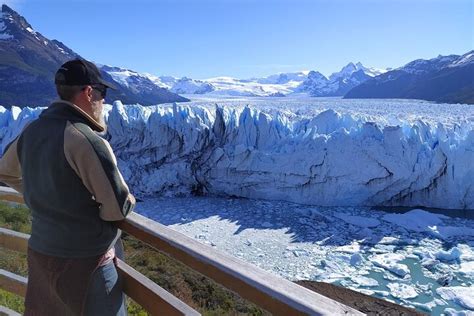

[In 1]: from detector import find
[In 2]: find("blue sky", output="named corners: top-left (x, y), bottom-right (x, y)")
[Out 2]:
top-left (4, 0), bottom-right (473, 79)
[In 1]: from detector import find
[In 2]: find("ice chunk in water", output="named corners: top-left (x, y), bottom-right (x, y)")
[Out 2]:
top-left (387, 283), bottom-right (418, 299)
top-left (436, 286), bottom-right (474, 310)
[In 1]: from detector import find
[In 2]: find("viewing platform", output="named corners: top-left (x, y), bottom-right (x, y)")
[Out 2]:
top-left (0, 186), bottom-right (363, 315)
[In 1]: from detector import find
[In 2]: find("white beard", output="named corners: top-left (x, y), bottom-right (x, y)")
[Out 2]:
top-left (91, 101), bottom-right (106, 130)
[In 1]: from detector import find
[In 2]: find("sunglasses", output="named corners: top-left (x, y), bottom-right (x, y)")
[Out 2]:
top-left (91, 85), bottom-right (107, 99)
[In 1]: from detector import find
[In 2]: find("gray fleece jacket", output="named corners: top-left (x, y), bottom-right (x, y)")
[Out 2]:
top-left (0, 100), bottom-right (135, 257)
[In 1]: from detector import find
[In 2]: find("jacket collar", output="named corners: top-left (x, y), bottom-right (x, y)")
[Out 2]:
top-left (40, 100), bottom-right (105, 133)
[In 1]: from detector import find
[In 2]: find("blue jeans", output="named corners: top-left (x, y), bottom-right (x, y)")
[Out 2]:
top-left (83, 241), bottom-right (127, 316)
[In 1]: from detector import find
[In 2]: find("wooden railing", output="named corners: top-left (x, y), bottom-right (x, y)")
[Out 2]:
top-left (0, 186), bottom-right (363, 315)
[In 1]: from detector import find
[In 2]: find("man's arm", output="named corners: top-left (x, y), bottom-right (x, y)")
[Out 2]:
top-left (64, 122), bottom-right (135, 221)
top-left (0, 138), bottom-right (23, 193)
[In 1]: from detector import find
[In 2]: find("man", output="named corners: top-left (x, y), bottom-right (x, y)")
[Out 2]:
top-left (0, 59), bottom-right (135, 315)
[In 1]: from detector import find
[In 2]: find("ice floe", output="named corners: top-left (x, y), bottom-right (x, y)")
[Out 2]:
top-left (351, 276), bottom-right (379, 287)
top-left (436, 286), bottom-right (474, 310)
top-left (387, 282), bottom-right (419, 299)
top-left (435, 247), bottom-right (462, 262)
top-left (136, 197), bottom-right (474, 314)
top-left (370, 253), bottom-right (411, 277)
top-left (382, 209), bottom-right (448, 232)
top-left (459, 262), bottom-right (474, 277)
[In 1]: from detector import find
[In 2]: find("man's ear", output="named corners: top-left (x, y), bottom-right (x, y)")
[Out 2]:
top-left (84, 85), bottom-right (93, 101)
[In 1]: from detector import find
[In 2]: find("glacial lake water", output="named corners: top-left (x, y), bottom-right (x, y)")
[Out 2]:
top-left (136, 196), bottom-right (474, 315)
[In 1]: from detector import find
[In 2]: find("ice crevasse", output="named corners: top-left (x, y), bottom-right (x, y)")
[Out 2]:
top-left (0, 101), bottom-right (473, 209)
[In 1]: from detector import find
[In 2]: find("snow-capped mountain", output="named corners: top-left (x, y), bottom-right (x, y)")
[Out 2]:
top-left (97, 65), bottom-right (189, 105)
top-left (254, 71), bottom-right (309, 84)
top-left (4, 4), bottom-right (468, 105)
top-left (345, 51), bottom-right (474, 104)
top-left (169, 77), bottom-right (215, 94)
top-left (0, 5), bottom-right (188, 107)
top-left (150, 73), bottom-right (304, 97)
top-left (449, 51), bottom-right (474, 68)
top-left (295, 63), bottom-right (388, 97)
top-left (399, 54), bottom-right (459, 75)
top-left (101, 66), bottom-right (166, 89)
top-left (133, 66), bottom-right (386, 98)
top-left (204, 76), bottom-right (299, 96)
top-left (329, 62), bottom-right (385, 81)
top-left (0, 4), bottom-right (79, 107)
top-left (294, 71), bottom-right (330, 96)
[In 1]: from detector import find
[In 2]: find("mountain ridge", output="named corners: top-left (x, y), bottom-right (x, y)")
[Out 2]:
top-left (344, 51), bottom-right (474, 104)
top-left (109, 62), bottom-right (387, 98)
top-left (1, 5), bottom-right (471, 105)
top-left (0, 4), bottom-right (188, 107)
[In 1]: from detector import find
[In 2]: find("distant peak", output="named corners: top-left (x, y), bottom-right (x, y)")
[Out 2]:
top-left (306, 70), bottom-right (329, 82)
top-left (1, 4), bottom-right (20, 19)
top-left (343, 62), bottom-right (356, 69)
top-left (1, 4), bottom-right (33, 29)
top-left (308, 70), bottom-right (326, 77)
top-left (1, 4), bottom-right (15, 14)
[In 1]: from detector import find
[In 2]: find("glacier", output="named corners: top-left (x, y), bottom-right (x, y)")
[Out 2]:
top-left (0, 99), bottom-right (473, 210)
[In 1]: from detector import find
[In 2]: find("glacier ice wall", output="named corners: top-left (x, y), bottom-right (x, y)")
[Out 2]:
top-left (1, 101), bottom-right (473, 209)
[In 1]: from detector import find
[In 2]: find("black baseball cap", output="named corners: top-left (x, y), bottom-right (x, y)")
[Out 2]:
top-left (55, 59), bottom-right (117, 89)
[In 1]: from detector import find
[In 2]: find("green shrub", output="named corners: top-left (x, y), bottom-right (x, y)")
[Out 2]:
top-left (0, 202), bottom-right (31, 233)
top-left (0, 289), bottom-right (24, 314)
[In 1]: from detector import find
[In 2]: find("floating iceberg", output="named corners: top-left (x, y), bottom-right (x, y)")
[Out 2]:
top-left (382, 209), bottom-right (448, 232)
top-left (370, 253), bottom-right (410, 277)
top-left (436, 286), bottom-right (474, 310)
top-left (387, 283), bottom-right (418, 299)
top-left (350, 276), bottom-right (379, 287)
top-left (0, 100), bottom-right (473, 209)
top-left (434, 247), bottom-right (462, 262)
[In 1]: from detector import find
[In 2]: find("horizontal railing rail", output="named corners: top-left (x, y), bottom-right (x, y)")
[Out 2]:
top-left (0, 305), bottom-right (21, 316)
top-left (0, 268), bottom-right (27, 298)
top-left (0, 186), bottom-right (363, 315)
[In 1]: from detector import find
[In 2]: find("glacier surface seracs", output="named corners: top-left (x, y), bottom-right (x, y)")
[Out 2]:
top-left (1, 100), bottom-right (473, 209)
